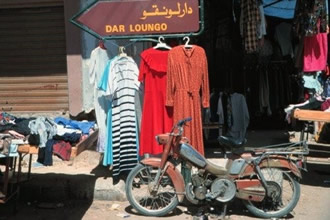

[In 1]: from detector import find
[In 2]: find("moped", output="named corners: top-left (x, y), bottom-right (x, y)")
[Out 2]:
top-left (125, 117), bottom-right (309, 218)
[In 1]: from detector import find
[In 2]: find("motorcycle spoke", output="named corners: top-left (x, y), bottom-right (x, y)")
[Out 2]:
top-left (158, 194), bottom-right (166, 208)
top-left (151, 198), bottom-right (159, 210)
top-left (159, 192), bottom-right (173, 204)
top-left (128, 165), bottom-right (178, 214)
top-left (140, 169), bottom-right (153, 183)
top-left (139, 196), bottom-right (149, 207)
top-left (247, 169), bottom-right (295, 211)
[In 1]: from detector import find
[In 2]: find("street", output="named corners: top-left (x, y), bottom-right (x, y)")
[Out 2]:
top-left (0, 160), bottom-right (329, 220)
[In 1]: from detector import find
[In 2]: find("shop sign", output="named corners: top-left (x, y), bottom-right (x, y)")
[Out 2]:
top-left (71, 0), bottom-right (202, 39)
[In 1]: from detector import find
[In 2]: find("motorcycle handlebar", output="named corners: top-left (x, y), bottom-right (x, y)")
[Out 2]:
top-left (177, 117), bottom-right (192, 127)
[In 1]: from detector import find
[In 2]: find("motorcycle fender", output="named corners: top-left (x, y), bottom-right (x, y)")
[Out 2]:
top-left (236, 179), bottom-right (265, 202)
top-left (241, 157), bottom-right (302, 179)
top-left (141, 158), bottom-right (185, 202)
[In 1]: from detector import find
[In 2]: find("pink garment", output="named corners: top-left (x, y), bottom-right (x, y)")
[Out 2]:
top-left (321, 99), bottom-right (330, 111)
top-left (303, 32), bottom-right (328, 72)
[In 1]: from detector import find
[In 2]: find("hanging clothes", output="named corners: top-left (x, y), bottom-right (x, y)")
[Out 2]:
top-left (103, 55), bottom-right (141, 176)
top-left (274, 22), bottom-right (294, 57)
top-left (138, 48), bottom-right (173, 156)
top-left (303, 32), bottom-right (328, 72)
top-left (166, 45), bottom-right (210, 156)
top-left (293, 0), bottom-right (328, 37)
top-left (98, 57), bottom-right (118, 167)
top-left (88, 46), bottom-right (110, 152)
top-left (240, 0), bottom-right (261, 53)
top-left (217, 92), bottom-right (225, 136)
top-left (227, 93), bottom-right (250, 141)
top-left (258, 66), bottom-right (272, 116)
top-left (257, 4), bottom-right (267, 39)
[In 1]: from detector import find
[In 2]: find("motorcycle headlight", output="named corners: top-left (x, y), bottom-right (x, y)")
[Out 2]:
top-left (155, 135), bottom-right (161, 145)
top-left (155, 134), bottom-right (169, 145)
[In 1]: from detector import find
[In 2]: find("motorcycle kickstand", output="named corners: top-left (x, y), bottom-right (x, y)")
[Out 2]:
top-left (209, 203), bottom-right (228, 220)
top-left (218, 203), bottom-right (228, 219)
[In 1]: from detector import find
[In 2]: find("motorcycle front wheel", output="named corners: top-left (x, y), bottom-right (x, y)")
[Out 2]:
top-left (125, 163), bottom-right (179, 217)
top-left (242, 168), bottom-right (300, 219)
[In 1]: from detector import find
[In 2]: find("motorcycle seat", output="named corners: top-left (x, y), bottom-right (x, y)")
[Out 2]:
top-left (218, 136), bottom-right (246, 149)
top-left (205, 159), bottom-right (228, 176)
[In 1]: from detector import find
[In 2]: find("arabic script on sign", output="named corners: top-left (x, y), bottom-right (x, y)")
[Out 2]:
top-left (140, 2), bottom-right (193, 20)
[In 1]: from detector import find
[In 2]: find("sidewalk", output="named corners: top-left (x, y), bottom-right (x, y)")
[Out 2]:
top-left (19, 129), bottom-right (289, 202)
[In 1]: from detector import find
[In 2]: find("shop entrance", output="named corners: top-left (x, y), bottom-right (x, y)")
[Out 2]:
top-left (0, 6), bottom-right (69, 112)
top-left (197, 1), bottom-right (298, 130)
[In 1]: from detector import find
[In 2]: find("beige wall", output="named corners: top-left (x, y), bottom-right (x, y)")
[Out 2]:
top-left (63, 0), bottom-right (83, 116)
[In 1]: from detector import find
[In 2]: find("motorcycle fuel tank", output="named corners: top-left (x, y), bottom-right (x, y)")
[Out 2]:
top-left (179, 143), bottom-right (207, 168)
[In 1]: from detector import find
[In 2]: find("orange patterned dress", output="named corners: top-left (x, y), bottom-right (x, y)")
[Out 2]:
top-left (166, 45), bottom-right (210, 155)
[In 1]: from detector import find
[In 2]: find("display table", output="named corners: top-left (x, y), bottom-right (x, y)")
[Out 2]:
top-left (291, 109), bottom-right (330, 148)
top-left (293, 109), bottom-right (330, 122)
top-left (0, 130), bottom-right (99, 206)
top-left (0, 145), bottom-right (23, 204)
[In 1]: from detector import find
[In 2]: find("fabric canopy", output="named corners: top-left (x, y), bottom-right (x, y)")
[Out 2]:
top-left (263, 0), bottom-right (297, 19)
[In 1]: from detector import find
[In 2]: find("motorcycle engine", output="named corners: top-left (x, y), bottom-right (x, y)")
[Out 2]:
top-left (209, 178), bottom-right (236, 203)
top-left (185, 173), bottom-right (236, 204)
top-left (185, 173), bottom-right (209, 204)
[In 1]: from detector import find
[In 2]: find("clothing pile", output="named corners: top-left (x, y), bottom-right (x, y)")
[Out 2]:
top-left (0, 113), bottom-right (95, 165)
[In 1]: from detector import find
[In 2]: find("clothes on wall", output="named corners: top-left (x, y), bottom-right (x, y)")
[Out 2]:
top-left (166, 45), bottom-right (210, 156)
top-left (293, 0), bottom-right (329, 73)
top-left (258, 4), bottom-right (267, 39)
top-left (217, 92), bottom-right (250, 141)
top-left (138, 48), bottom-right (173, 156)
top-left (303, 31), bottom-right (328, 72)
top-left (259, 65), bottom-right (272, 116)
top-left (98, 56), bottom-right (117, 167)
top-left (88, 46), bottom-right (110, 153)
top-left (274, 22), bottom-right (294, 57)
top-left (240, 0), bottom-right (262, 53)
top-left (293, 0), bottom-right (328, 37)
top-left (91, 41), bottom-right (210, 173)
top-left (99, 54), bottom-right (141, 176)
top-left (245, 0), bottom-right (329, 118)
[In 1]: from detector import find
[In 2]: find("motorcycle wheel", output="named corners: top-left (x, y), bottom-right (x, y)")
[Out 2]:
top-left (242, 168), bottom-right (300, 219)
top-left (125, 163), bottom-right (179, 217)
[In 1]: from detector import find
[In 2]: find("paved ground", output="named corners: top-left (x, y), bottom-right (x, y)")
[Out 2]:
top-left (1, 160), bottom-right (329, 220)
top-left (0, 129), bottom-right (329, 219)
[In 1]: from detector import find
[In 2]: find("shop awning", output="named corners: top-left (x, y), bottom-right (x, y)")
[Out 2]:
top-left (263, 0), bottom-right (297, 19)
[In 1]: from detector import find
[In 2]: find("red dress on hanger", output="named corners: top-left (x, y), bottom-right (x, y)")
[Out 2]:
top-left (166, 45), bottom-right (210, 156)
top-left (138, 48), bottom-right (173, 156)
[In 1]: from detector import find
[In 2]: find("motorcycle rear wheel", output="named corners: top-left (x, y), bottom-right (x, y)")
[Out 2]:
top-left (242, 168), bottom-right (300, 219)
top-left (125, 163), bottom-right (179, 217)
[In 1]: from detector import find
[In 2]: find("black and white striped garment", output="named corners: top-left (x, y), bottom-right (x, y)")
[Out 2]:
top-left (106, 56), bottom-right (141, 176)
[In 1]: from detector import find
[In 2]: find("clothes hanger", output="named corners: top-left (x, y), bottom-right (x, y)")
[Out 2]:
top-left (118, 46), bottom-right (127, 57)
top-left (183, 36), bottom-right (193, 48)
top-left (99, 39), bottom-right (106, 50)
top-left (153, 36), bottom-right (172, 50)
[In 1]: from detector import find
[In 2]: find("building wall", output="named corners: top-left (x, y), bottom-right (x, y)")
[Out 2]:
top-left (0, 0), bottom-right (153, 116)
top-left (0, 0), bottom-right (70, 113)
